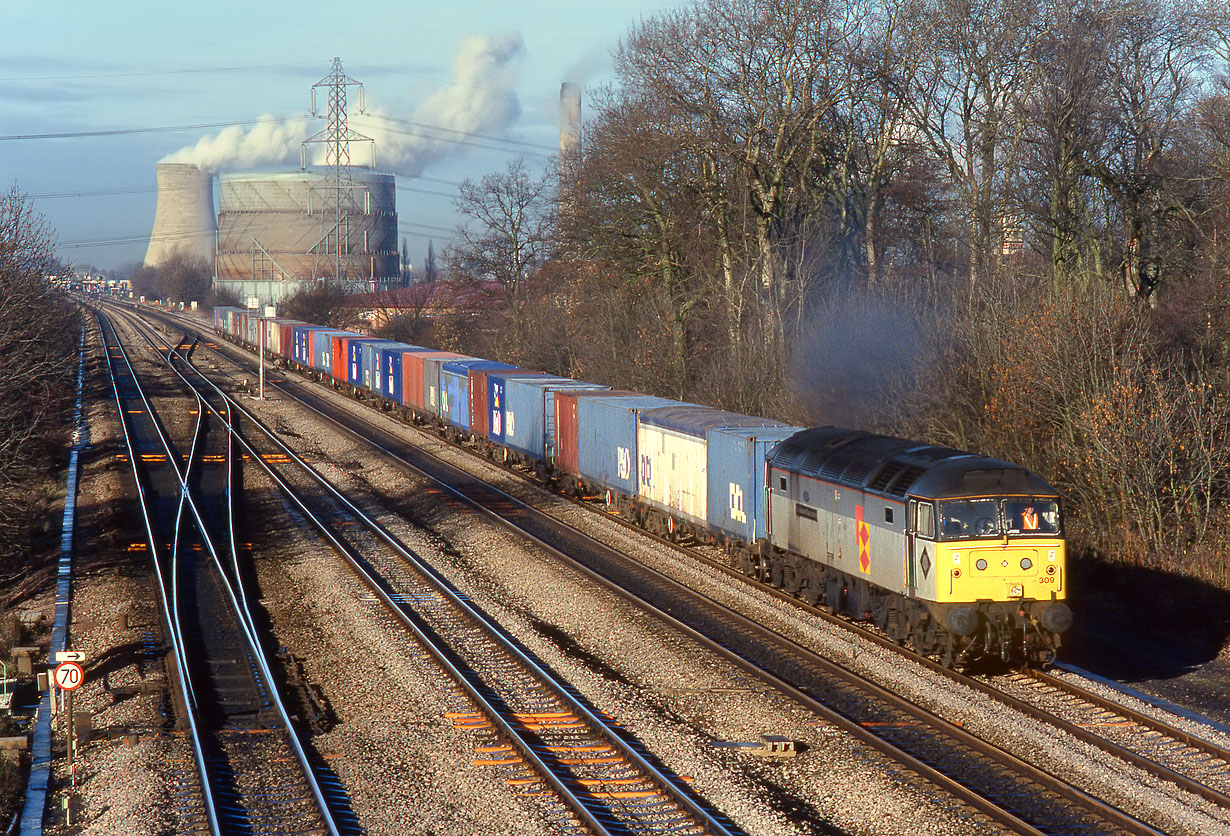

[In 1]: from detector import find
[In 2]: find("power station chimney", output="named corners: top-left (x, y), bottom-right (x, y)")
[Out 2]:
top-left (559, 82), bottom-right (582, 223)
top-left (144, 163), bottom-right (217, 267)
top-left (559, 82), bottom-right (582, 161)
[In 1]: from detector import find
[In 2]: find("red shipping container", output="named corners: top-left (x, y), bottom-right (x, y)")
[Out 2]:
top-left (277, 320), bottom-right (304, 359)
top-left (469, 366), bottom-right (534, 439)
top-left (331, 335), bottom-right (353, 382)
top-left (553, 389), bottom-right (633, 475)
top-left (402, 350), bottom-right (467, 412)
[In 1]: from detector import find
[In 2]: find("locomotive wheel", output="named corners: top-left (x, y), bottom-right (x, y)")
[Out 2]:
top-left (769, 560), bottom-right (784, 588)
top-left (886, 604), bottom-right (908, 645)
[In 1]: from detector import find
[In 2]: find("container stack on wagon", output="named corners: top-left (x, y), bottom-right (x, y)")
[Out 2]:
top-left (210, 304), bottom-right (1070, 667)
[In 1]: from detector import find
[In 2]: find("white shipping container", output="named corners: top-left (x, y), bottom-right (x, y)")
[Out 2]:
top-left (637, 422), bottom-right (709, 525)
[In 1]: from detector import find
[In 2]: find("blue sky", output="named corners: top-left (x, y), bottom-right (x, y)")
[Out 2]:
top-left (1, 1), bottom-right (683, 271)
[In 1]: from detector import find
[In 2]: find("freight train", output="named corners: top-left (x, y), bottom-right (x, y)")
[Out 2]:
top-left (212, 306), bottom-right (1071, 667)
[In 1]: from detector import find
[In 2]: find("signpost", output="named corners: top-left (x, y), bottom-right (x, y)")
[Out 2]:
top-left (53, 662), bottom-right (84, 691)
top-left (53, 656), bottom-right (86, 785)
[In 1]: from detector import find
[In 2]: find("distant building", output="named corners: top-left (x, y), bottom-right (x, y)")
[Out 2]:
top-left (347, 280), bottom-right (503, 330)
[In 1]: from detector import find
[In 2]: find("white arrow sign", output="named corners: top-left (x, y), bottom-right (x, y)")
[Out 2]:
top-left (55, 650), bottom-right (86, 664)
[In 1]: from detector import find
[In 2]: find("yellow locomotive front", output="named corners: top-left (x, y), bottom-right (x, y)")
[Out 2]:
top-left (921, 495), bottom-right (1071, 666)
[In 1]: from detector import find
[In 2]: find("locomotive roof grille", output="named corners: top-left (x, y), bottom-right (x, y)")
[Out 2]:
top-left (867, 460), bottom-right (908, 492)
top-left (841, 458), bottom-right (878, 485)
top-left (801, 449), bottom-right (829, 471)
top-left (885, 464), bottom-right (928, 497)
top-left (820, 454), bottom-right (854, 479)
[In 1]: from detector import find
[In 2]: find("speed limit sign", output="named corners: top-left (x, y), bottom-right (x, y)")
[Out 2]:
top-left (54, 661), bottom-right (84, 691)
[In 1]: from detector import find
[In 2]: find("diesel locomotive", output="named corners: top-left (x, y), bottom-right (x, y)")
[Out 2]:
top-left (753, 428), bottom-right (1071, 667)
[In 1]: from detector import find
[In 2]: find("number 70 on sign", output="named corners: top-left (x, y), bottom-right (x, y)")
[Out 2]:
top-left (54, 661), bottom-right (84, 691)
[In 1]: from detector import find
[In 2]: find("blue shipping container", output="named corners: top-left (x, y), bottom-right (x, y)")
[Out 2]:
top-left (575, 395), bottom-right (683, 497)
top-left (706, 425), bottom-right (803, 543)
top-left (345, 337), bottom-right (382, 387)
top-left (357, 340), bottom-right (408, 393)
top-left (292, 325), bottom-right (330, 365)
top-left (377, 345), bottom-right (425, 403)
top-left (422, 354), bottom-right (469, 419)
top-left (502, 377), bottom-right (605, 463)
top-left (487, 372), bottom-right (558, 446)
top-left (440, 359), bottom-right (516, 431)
top-left (310, 330), bottom-right (355, 374)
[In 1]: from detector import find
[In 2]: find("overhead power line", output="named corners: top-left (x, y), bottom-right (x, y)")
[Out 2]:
top-left (31, 181), bottom-right (459, 202)
top-left (0, 115), bottom-right (313, 142)
top-left (399, 219), bottom-right (456, 234)
top-left (0, 60), bottom-right (324, 83)
top-left (58, 229), bottom-right (217, 249)
top-left (357, 112), bottom-right (554, 153)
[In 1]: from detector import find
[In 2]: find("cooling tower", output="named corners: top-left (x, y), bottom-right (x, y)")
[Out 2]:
top-left (213, 168), bottom-right (398, 304)
top-left (144, 163), bottom-right (217, 267)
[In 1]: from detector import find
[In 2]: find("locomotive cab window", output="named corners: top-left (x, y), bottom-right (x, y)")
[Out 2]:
top-left (1006, 499), bottom-right (1061, 534)
top-left (914, 501), bottom-right (935, 539)
top-left (940, 499), bottom-right (1000, 539)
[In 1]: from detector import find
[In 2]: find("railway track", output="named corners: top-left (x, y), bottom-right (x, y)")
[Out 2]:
top-left (97, 308), bottom-right (348, 836)
top-left (140, 317), bottom-right (738, 836)
top-left (127, 307), bottom-right (1223, 835)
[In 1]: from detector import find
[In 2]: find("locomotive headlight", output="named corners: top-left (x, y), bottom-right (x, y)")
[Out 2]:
top-left (1020, 557), bottom-right (1033, 570)
top-left (975, 559), bottom-right (987, 571)
top-left (1046, 565), bottom-right (1056, 575)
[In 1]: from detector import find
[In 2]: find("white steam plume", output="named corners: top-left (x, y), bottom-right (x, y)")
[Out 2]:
top-left (356, 32), bottom-right (524, 176)
top-left (159, 33), bottom-right (525, 174)
top-left (160, 114), bottom-right (310, 172)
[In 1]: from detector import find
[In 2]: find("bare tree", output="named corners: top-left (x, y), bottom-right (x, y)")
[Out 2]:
top-left (423, 240), bottom-right (437, 284)
top-left (128, 250), bottom-right (212, 306)
top-left (1088, 0), bottom-right (1210, 302)
top-left (897, 0), bottom-right (1045, 288)
top-left (447, 159), bottom-right (556, 296)
top-left (280, 283), bottom-right (360, 329)
top-left (0, 185), bottom-right (82, 550)
top-left (618, 0), bottom-right (863, 350)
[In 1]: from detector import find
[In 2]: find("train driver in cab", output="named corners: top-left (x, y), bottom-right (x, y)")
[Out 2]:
top-left (1009, 500), bottom-right (1057, 533)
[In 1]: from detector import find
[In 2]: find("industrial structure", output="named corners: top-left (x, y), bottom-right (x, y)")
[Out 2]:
top-left (143, 59), bottom-right (400, 307)
top-left (144, 163), bottom-right (217, 268)
top-left (559, 82), bottom-right (581, 161)
top-left (214, 59), bottom-right (397, 305)
top-left (212, 167), bottom-right (398, 304)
